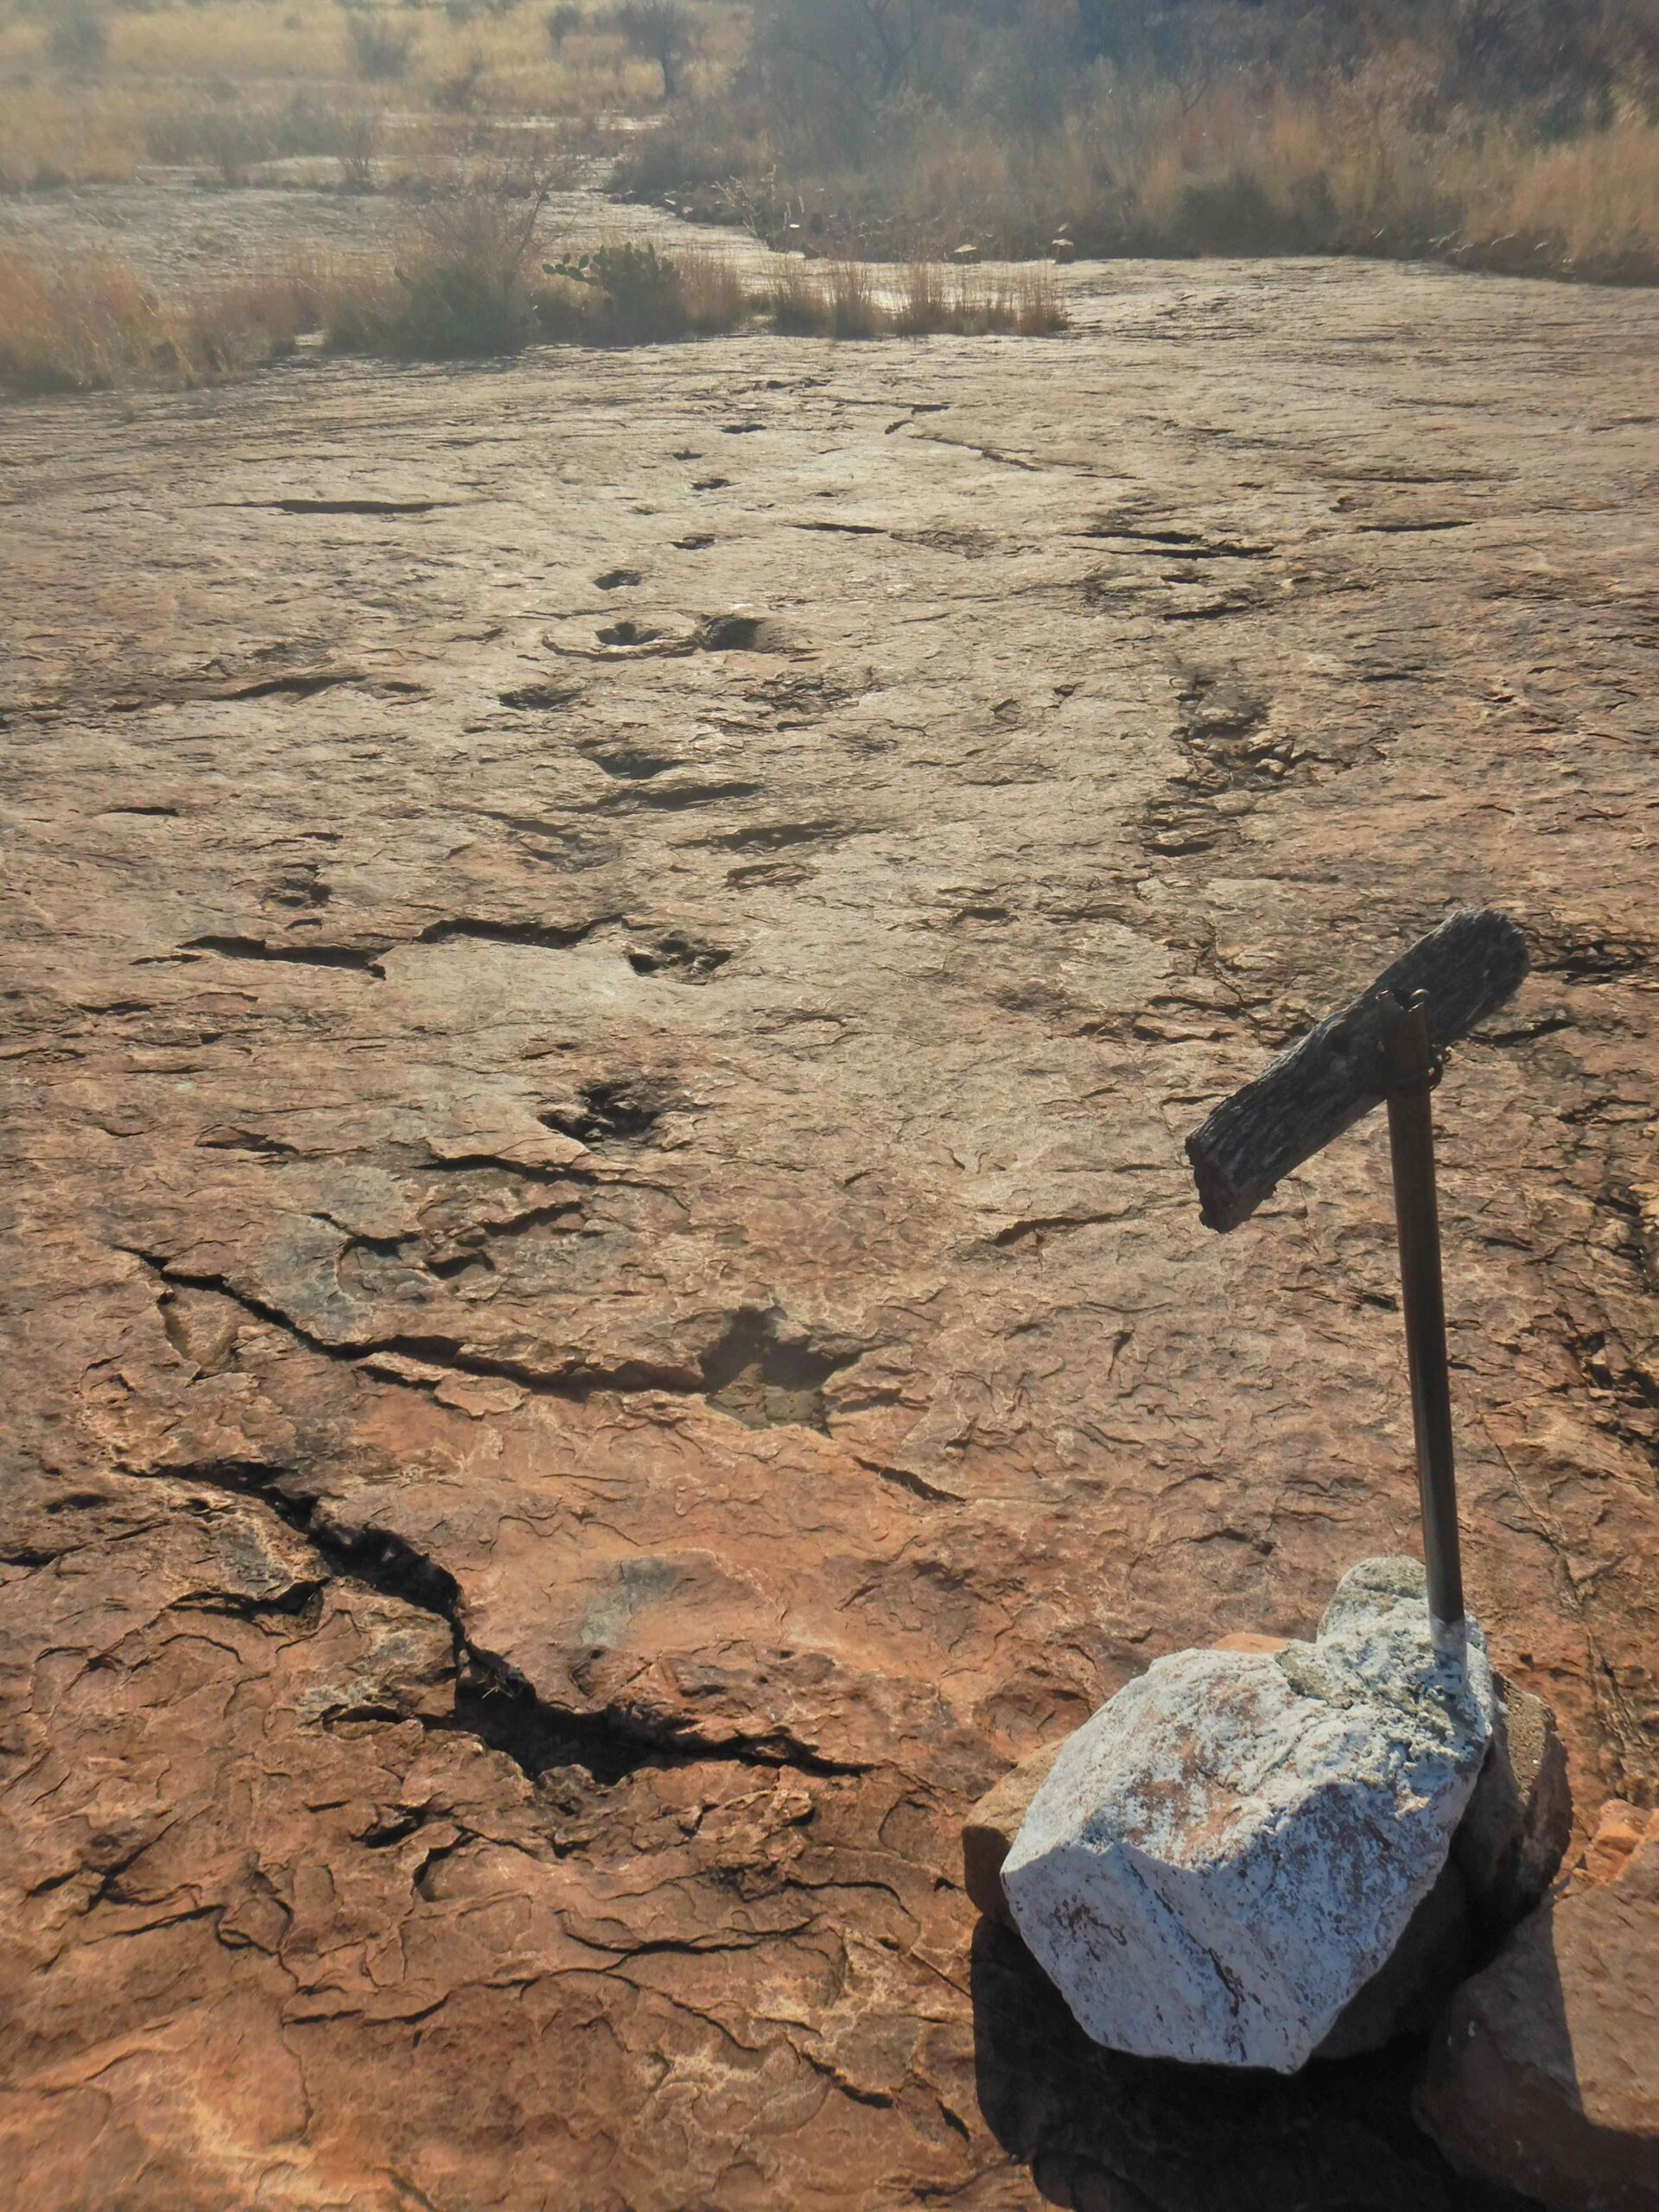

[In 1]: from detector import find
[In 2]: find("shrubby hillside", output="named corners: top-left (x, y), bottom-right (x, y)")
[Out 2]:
top-left (621, 0), bottom-right (1659, 276)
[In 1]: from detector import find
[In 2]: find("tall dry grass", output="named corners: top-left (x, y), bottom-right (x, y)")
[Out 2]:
top-left (0, 223), bottom-right (1068, 396)
top-left (766, 255), bottom-right (1063, 336)
top-left (1109, 73), bottom-right (1659, 276)
top-left (0, 83), bottom-right (148, 188)
top-left (1471, 113), bottom-right (1659, 273)
top-left (0, 250), bottom-right (334, 391)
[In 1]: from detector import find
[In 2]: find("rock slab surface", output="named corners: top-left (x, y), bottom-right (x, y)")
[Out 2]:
top-left (5, 249), bottom-right (1658, 2209)
top-left (1002, 1559), bottom-right (1496, 2070)
top-left (1415, 1808), bottom-right (1659, 2211)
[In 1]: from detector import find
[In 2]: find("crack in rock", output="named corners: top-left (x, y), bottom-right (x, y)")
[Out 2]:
top-left (131, 1253), bottom-right (871, 1442)
top-left (141, 1452), bottom-right (868, 1785)
top-left (181, 935), bottom-right (388, 976)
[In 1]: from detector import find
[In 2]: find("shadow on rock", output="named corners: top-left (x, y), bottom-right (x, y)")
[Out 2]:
top-left (969, 1918), bottom-right (1536, 2212)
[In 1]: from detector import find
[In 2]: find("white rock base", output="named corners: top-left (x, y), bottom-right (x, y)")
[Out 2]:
top-left (1001, 1556), bottom-right (1496, 2072)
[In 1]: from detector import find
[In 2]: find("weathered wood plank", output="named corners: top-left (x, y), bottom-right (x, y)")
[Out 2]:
top-left (1185, 907), bottom-right (1529, 1233)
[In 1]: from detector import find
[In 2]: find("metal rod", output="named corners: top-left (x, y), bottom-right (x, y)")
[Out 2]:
top-left (1382, 992), bottom-right (1465, 1630)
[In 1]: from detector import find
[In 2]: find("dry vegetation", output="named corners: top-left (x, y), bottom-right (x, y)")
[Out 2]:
top-left (626, 0), bottom-right (1659, 282)
top-left (1, 0), bottom-right (1656, 355)
top-left (0, 245), bottom-right (332, 388)
top-left (0, 194), bottom-right (1066, 395)
top-left (0, 0), bottom-right (746, 188)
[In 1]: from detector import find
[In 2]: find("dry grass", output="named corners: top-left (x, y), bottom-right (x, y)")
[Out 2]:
top-left (0, 220), bottom-right (1068, 395)
top-left (766, 256), bottom-right (1065, 337)
top-left (0, 0), bottom-right (752, 187)
top-left (764, 253), bottom-right (824, 334)
top-left (0, 82), bottom-right (148, 187)
top-left (1467, 112), bottom-right (1659, 275)
top-left (673, 243), bottom-right (748, 330)
top-left (1102, 73), bottom-right (1659, 278)
top-left (0, 248), bottom-right (334, 391)
top-left (823, 257), bottom-right (881, 338)
top-left (0, 79), bottom-right (390, 190)
top-left (893, 259), bottom-right (1064, 335)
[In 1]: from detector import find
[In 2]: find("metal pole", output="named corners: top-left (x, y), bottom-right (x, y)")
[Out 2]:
top-left (1382, 991), bottom-right (1465, 1630)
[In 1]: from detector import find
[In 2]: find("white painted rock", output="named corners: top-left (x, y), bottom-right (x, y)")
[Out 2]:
top-left (1001, 1556), bottom-right (1497, 2072)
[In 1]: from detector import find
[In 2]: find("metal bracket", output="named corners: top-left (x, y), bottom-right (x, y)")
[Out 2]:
top-left (1376, 989), bottom-right (1446, 1097)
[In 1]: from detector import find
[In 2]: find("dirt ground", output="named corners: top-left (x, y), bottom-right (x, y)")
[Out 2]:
top-left (3, 243), bottom-right (1656, 2210)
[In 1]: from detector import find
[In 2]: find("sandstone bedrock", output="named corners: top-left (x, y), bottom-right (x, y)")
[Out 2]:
top-left (4, 250), bottom-right (1656, 2212)
top-left (1416, 1809), bottom-right (1659, 2212)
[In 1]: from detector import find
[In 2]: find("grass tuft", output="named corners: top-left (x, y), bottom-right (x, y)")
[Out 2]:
top-left (0, 251), bottom-right (331, 394)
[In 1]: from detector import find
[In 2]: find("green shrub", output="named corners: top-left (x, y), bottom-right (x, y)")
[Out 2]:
top-left (540, 241), bottom-right (685, 340)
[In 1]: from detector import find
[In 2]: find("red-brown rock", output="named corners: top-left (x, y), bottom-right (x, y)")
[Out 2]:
top-left (1415, 1811), bottom-right (1659, 2209)
top-left (1569, 1799), bottom-right (1659, 1891)
top-left (3, 245), bottom-right (1658, 2209)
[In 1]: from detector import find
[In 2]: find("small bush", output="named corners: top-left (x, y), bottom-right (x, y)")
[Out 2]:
top-left (612, 101), bottom-right (769, 204)
top-left (544, 3), bottom-right (583, 47)
top-left (540, 241), bottom-right (685, 339)
top-left (344, 10), bottom-right (416, 82)
top-left (330, 189), bottom-right (546, 357)
top-left (47, 3), bottom-right (109, 73)
top-left (536, 245), bottom-right (737, 344)
top-left (337, 111), bottom-right (380, 191)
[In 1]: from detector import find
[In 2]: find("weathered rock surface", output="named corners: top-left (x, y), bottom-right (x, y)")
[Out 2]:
top-left (1570, 1798), bottom-right (1659, 1891)
top-left (3, 246), bottom-right (1657, 2207)
top-left (1001, 1559), bottom-right (1496, 2069)
top-left (965, 1738), bottom-right (1066, 1926)
top-left (1415, 1805), bottom-right (1659, 2210)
